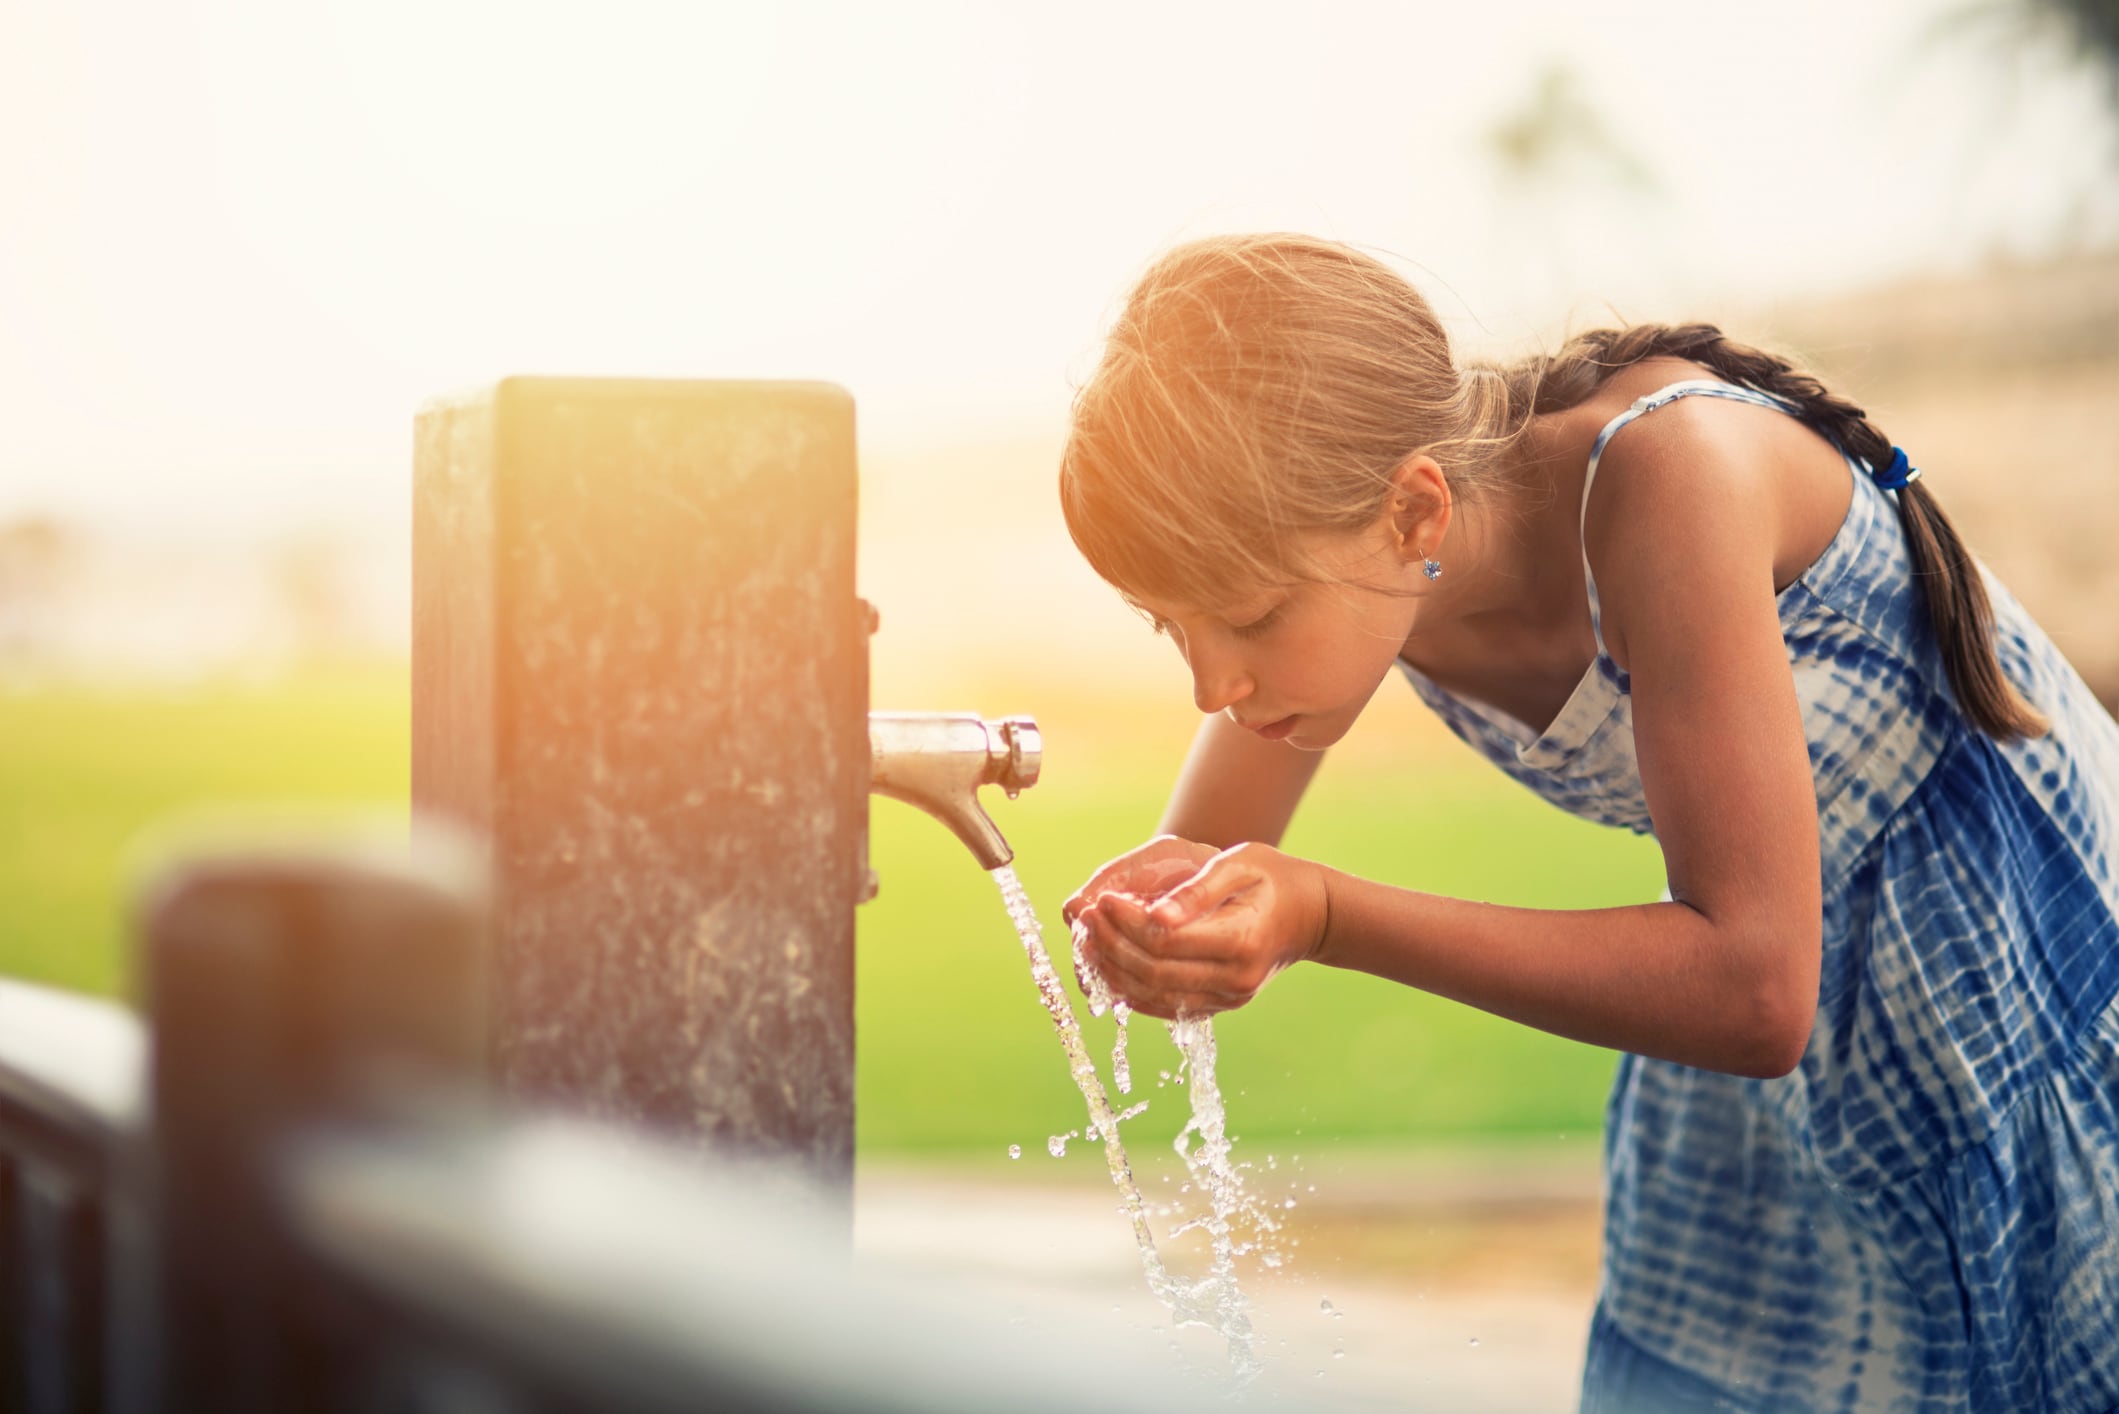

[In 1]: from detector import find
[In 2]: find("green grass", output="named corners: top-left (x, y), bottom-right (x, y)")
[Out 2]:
top-left (0, 666), bottom-right (1663, 1154)
top-left (0, 666), bottom-right (416, 996)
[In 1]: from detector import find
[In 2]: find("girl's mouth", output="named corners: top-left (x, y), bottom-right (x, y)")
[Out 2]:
top-left (1251, 714), bottom-right (1299, 741)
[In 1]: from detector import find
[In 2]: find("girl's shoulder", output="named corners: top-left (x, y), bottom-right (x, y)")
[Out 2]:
top-left (1570, 359), bottom-right (1856, 670)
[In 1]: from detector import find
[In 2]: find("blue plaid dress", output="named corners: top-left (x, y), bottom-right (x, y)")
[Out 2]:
top-left (1395, 379), bottom-right (2119, 1412)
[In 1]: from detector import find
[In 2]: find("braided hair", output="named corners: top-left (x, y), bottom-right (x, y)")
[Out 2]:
top-left (1479, 323), bottom-right (2050, 742)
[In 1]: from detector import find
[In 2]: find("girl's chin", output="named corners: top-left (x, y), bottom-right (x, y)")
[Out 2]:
top-left (1283, 717), bottom-right (1349, 751)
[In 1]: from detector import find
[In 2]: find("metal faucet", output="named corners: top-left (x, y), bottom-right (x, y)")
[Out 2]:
top-left (868, 713), bottom-right (1042, 871)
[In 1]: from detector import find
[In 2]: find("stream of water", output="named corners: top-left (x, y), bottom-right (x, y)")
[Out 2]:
top-left (991, 865), bottom-right (1268, 1383)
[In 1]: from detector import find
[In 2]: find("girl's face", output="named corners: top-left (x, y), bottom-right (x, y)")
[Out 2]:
top-left (1128, 521), bottom-right (1424, 751)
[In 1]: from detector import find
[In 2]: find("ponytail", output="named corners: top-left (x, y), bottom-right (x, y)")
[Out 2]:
top-left (1485, 323), bottom-right (2049, 743)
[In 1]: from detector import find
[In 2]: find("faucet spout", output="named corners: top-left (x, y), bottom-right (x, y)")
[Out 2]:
top-left (868, 713), bottom-right (1041, 870)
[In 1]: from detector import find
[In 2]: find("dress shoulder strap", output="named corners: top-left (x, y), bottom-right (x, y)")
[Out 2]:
top-left (1576, 379), bottom-right (1801, 659)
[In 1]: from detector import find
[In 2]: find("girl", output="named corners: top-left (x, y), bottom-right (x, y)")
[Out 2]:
top-left (1058, 233), bottom-right (2119, 1412)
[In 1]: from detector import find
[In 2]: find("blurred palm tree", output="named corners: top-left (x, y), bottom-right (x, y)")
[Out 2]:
top-left (2030, 0), bottom-right (2119, 98)
top-left (1476, 60), bottom-right (1666, 328)
top-left (1483, 62), bottom-right (1658, 196)
top-left (1917, 0), bottom-right (2119, 249)
top-left (1933, 0), bottom-right (2119, 125)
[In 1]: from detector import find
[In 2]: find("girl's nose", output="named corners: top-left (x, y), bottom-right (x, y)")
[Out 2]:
top-left (1189, 648), bottom-right (1253, 716)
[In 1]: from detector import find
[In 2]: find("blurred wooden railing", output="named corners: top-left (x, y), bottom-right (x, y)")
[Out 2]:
top-left (0, 979), bottom-right (139, 1413)
top-left (0, 836), bottom-right (1273, 1414)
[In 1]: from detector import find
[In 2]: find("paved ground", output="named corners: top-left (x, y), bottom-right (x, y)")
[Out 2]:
top-left (855, 1142), bottom-right (1604, 1412)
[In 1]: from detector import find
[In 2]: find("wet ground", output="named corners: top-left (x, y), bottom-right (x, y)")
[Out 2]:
top-left (855, 1141), bottom-right (1603, 1412)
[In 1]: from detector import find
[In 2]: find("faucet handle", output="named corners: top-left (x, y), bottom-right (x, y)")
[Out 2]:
top-left (995, 717), bottom-right (1041, 798)
top-left (867, 712), bottom-right (1042, 873)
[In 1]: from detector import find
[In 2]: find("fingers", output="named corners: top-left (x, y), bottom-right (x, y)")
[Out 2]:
top-left (1077, 906), bottom-right (1252, 1021)
top-left (1064, 838), bottom-right (1254, 1015)
top-left (1148, 849), bottom-right (1265, 931)
top-left (1092, 893), bottom-right (1247, 961)
top-left (1133, 853), bottom-right (1211, 898)
top-left (1062, 850), bottom-right (1152, 927)
top-left (1063, 836), bottom-right (1211, 927)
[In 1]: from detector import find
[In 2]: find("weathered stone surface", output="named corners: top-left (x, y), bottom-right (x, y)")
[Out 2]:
top-left (413, 379), bottom-right (864, 1191)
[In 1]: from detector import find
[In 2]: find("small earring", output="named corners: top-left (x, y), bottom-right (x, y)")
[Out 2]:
top-left (1423, 556), bottom-right (1443, 582)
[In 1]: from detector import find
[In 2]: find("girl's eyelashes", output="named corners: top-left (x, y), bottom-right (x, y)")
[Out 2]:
top-left (1136, 603), bottom-right (1278, 639)
top-left (1230, 603), bottom-right (1284, 639)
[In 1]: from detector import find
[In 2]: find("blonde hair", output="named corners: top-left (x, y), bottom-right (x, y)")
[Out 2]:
top-left (1059, 231), bottom-right (2047, 742)
top-left (1059, 232), bottom-right (1521, 610)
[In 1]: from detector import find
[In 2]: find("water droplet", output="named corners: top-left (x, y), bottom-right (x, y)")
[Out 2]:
top-left (1283, 1198), bottom-right (1297, 1209)
top-left (1319, 1299), bottom-right (1337, 1316)
top-left (1048, 1133), bottom-right (1069, 1157)
top-left (1469, 1337), bottom-right (1481, 1348)
top-left (1332, 1349), bottom-right (1345, 1360)
top-left (1007, 1144), bottom-right (1021, 1160)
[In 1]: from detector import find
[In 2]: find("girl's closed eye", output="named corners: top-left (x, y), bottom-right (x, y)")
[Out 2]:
top-left (1230, 603), bottom-right (1284, 639)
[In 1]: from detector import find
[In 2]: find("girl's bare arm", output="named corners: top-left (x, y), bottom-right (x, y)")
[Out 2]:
top-left (1062, 714), bottom-right (1323, 928)
top-left (1157, 711), bottom-right (1326, 848)
top-left (1082, 415), bottom-right (1823, 1079)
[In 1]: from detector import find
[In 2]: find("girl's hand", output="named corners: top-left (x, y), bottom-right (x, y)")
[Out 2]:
top-left (1074, 843), bottom-right (1329, 1020)
top-left (1061, 835), bottom-right (1221, 932)
top-left (1063, 835), bottom-right (1219, 1005)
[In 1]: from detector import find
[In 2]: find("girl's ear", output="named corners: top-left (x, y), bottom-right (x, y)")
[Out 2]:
top-left (1386, 455), bottom-right (1452, 563)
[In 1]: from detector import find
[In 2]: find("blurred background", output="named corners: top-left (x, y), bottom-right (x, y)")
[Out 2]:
top-left (4, 0), bottom-right (2116, 1406)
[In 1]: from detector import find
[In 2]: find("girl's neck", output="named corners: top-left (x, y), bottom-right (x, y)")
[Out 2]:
top-left (1398, 409), bottom-right (1593, 674)
top-left (1405, 354), bottom-right (1725, 676)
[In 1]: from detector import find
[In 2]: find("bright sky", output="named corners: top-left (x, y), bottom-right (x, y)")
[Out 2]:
top-left (2, 0), bottom-right (2112, 537)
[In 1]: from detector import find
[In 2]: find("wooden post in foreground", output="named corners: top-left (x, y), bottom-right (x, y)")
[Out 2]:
top-left (142, 833), bottom-right (488, 1413)
top-left (412, 379), bottom-right (867, 1192)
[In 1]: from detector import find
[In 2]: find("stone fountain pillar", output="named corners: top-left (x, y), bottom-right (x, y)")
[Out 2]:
top-left (412, 379), bottom-right (867, 1192)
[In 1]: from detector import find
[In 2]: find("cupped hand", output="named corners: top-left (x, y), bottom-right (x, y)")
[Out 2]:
top-left (1062, 835), bottom-right (1221, 931)
top-left (1072, 842), bottom-right (1329, 1021)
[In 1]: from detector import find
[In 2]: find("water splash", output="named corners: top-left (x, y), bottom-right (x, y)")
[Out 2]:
top-left (991, 866), bottom-right (1261, 1383)
top-left (1168, 1014), bottom-right (1281, 1336)
top-left (1076, 938), bottom-right (1135, 1095)
top-left (1112, 1000), bottom-right (1134, 1094)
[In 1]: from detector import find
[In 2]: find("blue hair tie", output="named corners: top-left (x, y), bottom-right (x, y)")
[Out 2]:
top-left (1874, 447), bottom-right (1921, 491)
